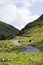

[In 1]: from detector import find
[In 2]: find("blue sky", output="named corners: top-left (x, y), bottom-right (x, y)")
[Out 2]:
top-left (0, 0), bottom-right (43, 30)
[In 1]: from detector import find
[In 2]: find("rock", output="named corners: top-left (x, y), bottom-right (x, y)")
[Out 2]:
top-left (29, 58), bottom-right (34, 62)
top-left (18, 40), bottom-right (20, 43)
top-left (29, 40), bottom-right (32, 42)
top-left (0, 58), bottom-right (4, 62)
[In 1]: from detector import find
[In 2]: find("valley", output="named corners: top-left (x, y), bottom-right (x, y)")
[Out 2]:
top-left (0, 15), bottom-right (43, 65)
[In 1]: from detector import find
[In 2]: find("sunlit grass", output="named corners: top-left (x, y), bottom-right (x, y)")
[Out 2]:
top-left (0, 39), bottom-right (24, 53)
top-left (0, 52), bottom-right (43, 65)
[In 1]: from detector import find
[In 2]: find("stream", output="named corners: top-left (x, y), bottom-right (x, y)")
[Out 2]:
top-left (13, 40), bottom-right (40, 53)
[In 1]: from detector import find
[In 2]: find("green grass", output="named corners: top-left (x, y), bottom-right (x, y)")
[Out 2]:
top-left (0, 40), bottom-right (24, 53)
top-left (0, 37), bottom-right (43, 65)
top-left (0, 38), bottom-right (43, 65)
top-left (0, 52), bottom-right (43, 65)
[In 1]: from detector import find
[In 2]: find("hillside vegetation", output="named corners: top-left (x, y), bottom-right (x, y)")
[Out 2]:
top-left (18, 15), bottom-right (43, 51)
top-left (0, 40), bottom-right (24, 53)
top-left (0, 15), bottom-right (43, 65)
top-left (0, 21), bottom-right (19, 40)
top-left (0, 52), bottom-right (43, 65)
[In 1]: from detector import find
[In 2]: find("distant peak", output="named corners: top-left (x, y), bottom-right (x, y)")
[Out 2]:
top-left (40, 14), bottom-right (43, 18)
top-left (40, 14), bottom-right (43, 17)
top-left (38, 14), bottom-right (43, 19)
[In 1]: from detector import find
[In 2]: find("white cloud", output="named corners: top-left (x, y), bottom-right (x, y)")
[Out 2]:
top-left (19, 0), bottom-right (32, 7)
top-left (0, 0), bottom-right (11, 5)
top-left (0, 0), bottom-right (39, 30)
top-left (0, 4), bottom-right (17, 22)
top-left (32, 0), bottom-right (43, 4)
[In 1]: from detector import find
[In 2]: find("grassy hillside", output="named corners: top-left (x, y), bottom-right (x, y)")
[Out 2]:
top-left (18, 15), bottom-right (43, 51)
top-left (0, 21), bottom-right (19, 40)
top-left (0, 15), bottom-right (43, 65)
top-left (0, 52), bottom-right (43, 65)
top-left (0, 39), bottom-right (24, 53)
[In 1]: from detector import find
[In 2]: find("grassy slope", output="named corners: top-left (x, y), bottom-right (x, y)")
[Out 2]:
top-left (0, 39), bottom-right (43, 65)
top-left (0, 21), bottom-right (19, 39)
top-left (0, 39), bottom-right (23, 53)
top-left (0, 52), bottom-right (43, 65)
top-left (18, 15), bottom-right (43, 51)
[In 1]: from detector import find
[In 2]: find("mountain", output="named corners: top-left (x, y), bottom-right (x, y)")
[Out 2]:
top-left (19, 14), bottom-right (43, 35)
top-left (18, 14), bottom-right (43, 51)
top-left (0, 21), bottom-right (19, 40)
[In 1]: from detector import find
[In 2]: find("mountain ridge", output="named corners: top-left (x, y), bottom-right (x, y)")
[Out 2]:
top-left (18, 14), bottom-right (43, 35)
top-left (0, 21), bottom-right (20, 40)
top-left (18, 14), bottom-right (43, 51)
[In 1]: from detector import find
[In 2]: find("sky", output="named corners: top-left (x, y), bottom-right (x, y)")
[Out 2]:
top-left (0, 0), bottom-right (43, 30)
